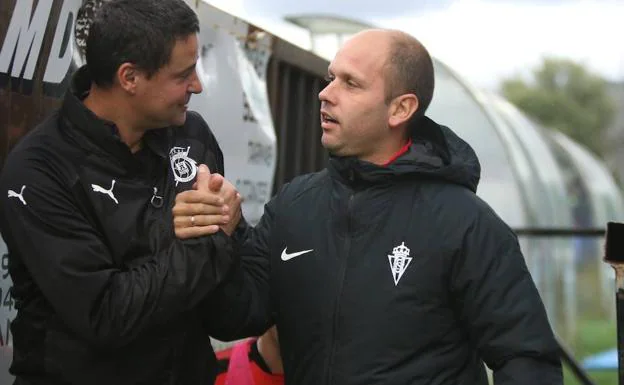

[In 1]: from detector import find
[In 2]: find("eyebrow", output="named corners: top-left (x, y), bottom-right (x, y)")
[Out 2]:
top-left (177, 62), bottom-right (197, 76)
top-left (328, 66), bottom-right (365, 84)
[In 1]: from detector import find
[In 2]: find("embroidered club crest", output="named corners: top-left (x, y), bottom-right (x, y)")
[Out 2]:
top-left (169, 146), bottom-right (197, 185)
top-left (388, 242), bottom-right (412, 286)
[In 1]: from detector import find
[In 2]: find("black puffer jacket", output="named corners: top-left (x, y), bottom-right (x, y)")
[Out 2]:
top-left (0, 67), bottom-right (237, 385)
top-left (208, 116), bottom-right (563, 385)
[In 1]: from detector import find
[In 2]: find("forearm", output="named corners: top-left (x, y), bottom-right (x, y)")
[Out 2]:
top-left (200, 257), bottom-right (272, 341)
top-left (493, 355), bottom-right (562, 385)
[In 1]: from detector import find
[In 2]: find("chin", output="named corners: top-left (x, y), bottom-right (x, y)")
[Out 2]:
top-left (321, 142), bottom-right (343, 157)
top-left (321, 134), bottom-right (334, 149)
top-left (170, 112), bottom-right (188, 127)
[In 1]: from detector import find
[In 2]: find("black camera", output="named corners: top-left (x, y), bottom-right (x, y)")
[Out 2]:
top-left (605, 222), bottom-right (624, 263)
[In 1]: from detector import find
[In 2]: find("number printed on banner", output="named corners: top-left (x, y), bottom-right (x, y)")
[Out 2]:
top-left (0, 253), bottom-right (13, 347)
top-left (1, 253), bottom-right (8, 280)
top-left (2, 287), bottom-right (13, 312)
top-left (0, 255), bottom-right (13, 313)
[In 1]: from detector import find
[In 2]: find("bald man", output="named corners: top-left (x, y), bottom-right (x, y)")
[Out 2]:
top-left (176, 29), bottom-right (562, 385)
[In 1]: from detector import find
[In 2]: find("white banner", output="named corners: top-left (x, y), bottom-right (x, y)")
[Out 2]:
top-left (189, 1), bottom-right (277, 226)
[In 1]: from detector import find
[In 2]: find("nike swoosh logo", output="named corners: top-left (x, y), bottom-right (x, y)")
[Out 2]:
top-left (281, 247), bottom-right (313, 261)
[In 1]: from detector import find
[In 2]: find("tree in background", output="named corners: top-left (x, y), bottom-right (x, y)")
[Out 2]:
top-left (501, 57), bottom-right (615, 157)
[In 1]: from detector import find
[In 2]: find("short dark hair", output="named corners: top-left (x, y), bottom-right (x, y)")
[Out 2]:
top-left (85, 0), bottom-right (200, 88)
top-left (384, 32), bottom-right (435, 119)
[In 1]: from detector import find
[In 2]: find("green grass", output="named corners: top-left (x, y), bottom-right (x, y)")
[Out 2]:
top-left (564, 318), bottom-right (617, 385)
top-left (562, 260), bottom-right (619, 385)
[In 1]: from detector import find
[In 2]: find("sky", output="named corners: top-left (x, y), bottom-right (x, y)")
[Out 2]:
top-left (203, 0), bottom-right (624, 90)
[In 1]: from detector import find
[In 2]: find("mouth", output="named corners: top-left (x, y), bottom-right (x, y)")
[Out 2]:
top-left (321, 111), bottom-right (339, 127)
top-left (180, 96), bottom-right (191, 109)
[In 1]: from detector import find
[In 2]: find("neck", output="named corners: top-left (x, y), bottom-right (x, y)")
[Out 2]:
top-left (83, 87), bottom-right (144, 153)
top-left (360, 134), bottom-right (411, 166)
top-left (257, 334), bottom-right (283, 374)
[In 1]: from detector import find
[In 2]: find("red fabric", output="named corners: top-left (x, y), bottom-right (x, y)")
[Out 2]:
top-left (225, 339), bottom-right (254, 385)
top-left (383, 138), bottom-right (413, 166)
top-left (215, 339), bottom-right (284, 385)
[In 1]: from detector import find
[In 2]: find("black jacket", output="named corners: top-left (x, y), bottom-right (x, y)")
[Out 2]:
top-left (208, 117), bottom-right (563, 385)
top-left (0, 67), bottom-right (237, 385)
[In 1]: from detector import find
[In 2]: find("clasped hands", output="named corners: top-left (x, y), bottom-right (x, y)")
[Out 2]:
top-left (173, 164), bottom-right (242, 239)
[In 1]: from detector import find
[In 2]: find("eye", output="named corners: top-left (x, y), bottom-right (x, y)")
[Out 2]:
top-left (346, 79), bottom-right (358, 88)
top-left (324, 74), bottom-right (335, 83)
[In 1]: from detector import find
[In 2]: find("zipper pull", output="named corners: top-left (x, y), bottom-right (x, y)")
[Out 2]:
top-left (150, 187), bottom-right (164, 208)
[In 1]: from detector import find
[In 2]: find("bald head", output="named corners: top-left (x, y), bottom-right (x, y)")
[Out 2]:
top-left (319, 29), bottom-right (434, 162)
top-left (348, 29), bottom-right (435, 118)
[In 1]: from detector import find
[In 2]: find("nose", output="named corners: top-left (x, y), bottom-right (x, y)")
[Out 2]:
top-left (318, 81), bottom-right (335, 104)
top-left (189, 70), bottom-right (203, 94)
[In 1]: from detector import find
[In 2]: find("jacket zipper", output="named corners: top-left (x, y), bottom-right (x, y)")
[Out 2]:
top-left (326, 187), bottom-right (355, 385)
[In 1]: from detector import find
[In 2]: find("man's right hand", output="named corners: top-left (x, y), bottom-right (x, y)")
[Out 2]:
top-left (173, 164), bottom-right (242, 239)
top-left (173, 165), bottom-right (228, 239)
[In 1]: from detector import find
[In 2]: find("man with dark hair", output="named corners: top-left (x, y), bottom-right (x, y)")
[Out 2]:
top-left (0, 0), bottom-right (241, 384)
top-left (83, 0), bottom-right (204, 132)
top-left (175, 29), bottom-right (563, 384)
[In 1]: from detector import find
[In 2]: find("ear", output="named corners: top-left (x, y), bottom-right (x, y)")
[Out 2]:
top-left (116, 63), bottom-right (140, 94)
top-left (388, 94), bottom-right (419, 129)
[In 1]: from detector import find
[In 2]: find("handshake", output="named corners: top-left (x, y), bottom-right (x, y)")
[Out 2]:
top-left (172, 164), bottom-right (242, 239)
